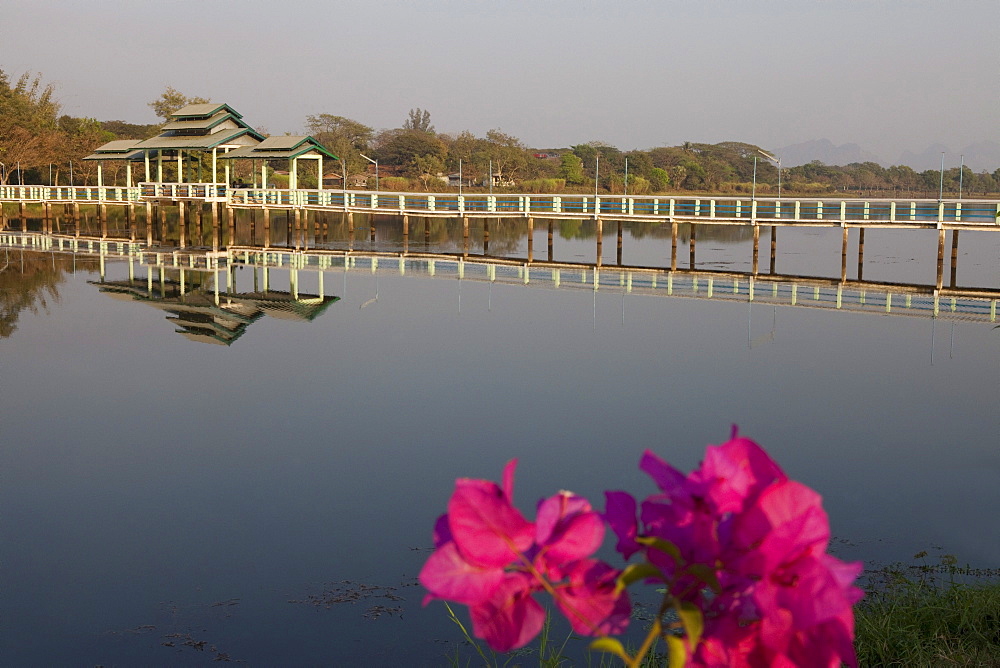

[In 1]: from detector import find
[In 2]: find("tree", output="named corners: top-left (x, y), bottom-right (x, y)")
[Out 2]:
top-left (148, 86), bottom-right (209, 122)
top-left (480, 129), bottom-right (529, 182)
top-left (305, 114), bottom-right (373, 176)
top-left (403, 108), bottom-right (434, 133)
top-left (0, 70), bottom-right (63, 183)
top-left (373, 129), bottom-right (447, 167)
top-left (559, 153), bottom-right (584, 185)
top-left (648, 167), bottom-right (670, 192)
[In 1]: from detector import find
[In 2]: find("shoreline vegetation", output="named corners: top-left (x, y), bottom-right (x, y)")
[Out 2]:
top-left (441, 553), bottom-right (1000, 667)
top-left (3, 74), bottom-right (1000, 200)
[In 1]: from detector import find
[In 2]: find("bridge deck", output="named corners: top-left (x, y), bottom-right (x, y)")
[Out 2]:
top-left (2, 185), bottom-right (998, 230)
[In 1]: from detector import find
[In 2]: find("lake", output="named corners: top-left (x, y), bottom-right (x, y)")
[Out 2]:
top-left (1, 211), bottom-right (998, 665)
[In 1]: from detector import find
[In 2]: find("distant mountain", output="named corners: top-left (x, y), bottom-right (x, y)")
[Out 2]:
top-left (897, 141), bottom-right (1000, 172)
top-left (776, 139), bottom-right (884, 168)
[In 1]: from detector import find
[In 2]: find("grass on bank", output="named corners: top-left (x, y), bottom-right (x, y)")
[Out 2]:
top-left (854, 553), bottom-right (1000, 667)
top-left (443, 554), bottom-right (1000, 667)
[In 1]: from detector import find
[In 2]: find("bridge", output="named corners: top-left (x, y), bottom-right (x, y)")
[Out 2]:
top-left (1, 184), bottom-right (998, 230)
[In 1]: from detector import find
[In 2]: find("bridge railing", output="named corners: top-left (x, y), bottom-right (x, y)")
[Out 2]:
top-left (0, 185), bottom-right (142, 202)
top-left (3, 184), bottom-right (998, 225)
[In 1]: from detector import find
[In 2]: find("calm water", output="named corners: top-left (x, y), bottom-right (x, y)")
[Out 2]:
top-left (1, 214), bottom-right (998, 665)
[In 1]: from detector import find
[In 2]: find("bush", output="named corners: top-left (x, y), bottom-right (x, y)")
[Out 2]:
top-left (520, 178), bottom-right (566, 193)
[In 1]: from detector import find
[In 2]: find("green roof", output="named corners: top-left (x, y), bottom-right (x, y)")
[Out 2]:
top-left (221, 136), bottom-right (338, 161)
top-left (132, 127), bottom-right (265, 151)
top-left (170, 103), bottom-right (242, 120)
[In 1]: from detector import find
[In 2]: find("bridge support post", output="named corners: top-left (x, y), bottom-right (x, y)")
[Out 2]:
top-left (752, 225), bottom-right (760, 275)
top-left (769, 226), bottom-right (777, 273)
top-left (178, 201), bottom-right (187, 249)
top-left (263, 207), bottom-right (271, 249)
top-left (547, 220), bottom-right (554, 262)
top-left (483, 219), bottom-right (490, 254)
top-left (670, 222), bottom-right (678, 270)
top-left (370, 215), bottom-right (376, 242)
top-left (950, 229), bottom-right (960, 287)
top-left (841, 227), bottom-right (849, 282)
top-left (857, 228), bottom-right (865, 280)
top-left (527, 217), bottom-right (534, 262)
top-left (617, 221), bottom-right (623, 266)
top-left (73, 202), bottom-right (80, 237)
top-left (19, 201), bottom-right (27, 231)
top-left (595, 217), bottom-right (603, 267)
top-left (425, 217), bottom-right (431, 243)
top-left (689, 223), bottom-right (696, 269)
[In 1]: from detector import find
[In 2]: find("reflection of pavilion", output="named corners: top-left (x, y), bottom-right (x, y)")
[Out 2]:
top-left (91, 276), bottom-right (339, 345)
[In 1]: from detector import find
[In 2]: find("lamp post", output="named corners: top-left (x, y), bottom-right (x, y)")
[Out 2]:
top-left (624, 157), bottom-right (628, 196)
top-left (359, 153), bottom-right (378, 191)
top-left (751, 156), bottom-right (758, 201)
top-left (757, 149), bottom-right (781, 198)
top-left (594, 153), bottom-right (600, 199)
top-left (938, 152), bottom-right (945, 201)
top-left (959, 154), bottom-right (964, 200)
top-left (458, 159), bottom-right (463, 197)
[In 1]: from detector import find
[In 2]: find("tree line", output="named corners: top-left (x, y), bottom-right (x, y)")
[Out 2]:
top-left (2, 71), bottom-right (999, 198)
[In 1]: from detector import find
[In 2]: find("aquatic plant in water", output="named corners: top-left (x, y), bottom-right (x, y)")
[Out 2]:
top-left (420, 429), bottom-right (863, 667)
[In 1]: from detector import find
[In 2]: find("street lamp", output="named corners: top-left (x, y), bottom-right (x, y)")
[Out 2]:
top-left (938, 152), bottom-right (945, 201)
top-left (959, 154), bottom-right (964, 200)
top-left (359, 153), bottom-right (378, 191)
top-left (757, 149), bottom-right (781, 198)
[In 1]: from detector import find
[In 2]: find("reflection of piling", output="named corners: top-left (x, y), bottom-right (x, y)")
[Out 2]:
top-left (370, 214), bottom-right (376, 242)
top-left (483, 219), bottom-right (490, 254)
top-left (547, 220), bottom-right (554, 261)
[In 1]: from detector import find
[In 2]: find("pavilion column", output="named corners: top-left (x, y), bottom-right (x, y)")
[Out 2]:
top-left (97, 162), bottom-right (103, 188)
top-left (177, 150), bottom-right (183, 183)
top-left (261, 162), bottom-right (267, 189)
top-left (212, 148), bottom-right (218, 183)
top-left (224, 147), bottom-right (230, 185)
top-left (156, 151), bottom-right (163, 182)
top-left (126, 162), bottom-right (132, 188)
top-left (290, 157), bottom-right (298, 190)
top-left (318, 156), bottom-right (323, 190)
top-left (144, 151), bottom-right (151, 182)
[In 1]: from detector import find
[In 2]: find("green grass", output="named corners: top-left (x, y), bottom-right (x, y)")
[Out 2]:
top-left (441, 554), bottom-right (1000, 667)
top-left (855, 553), bottom-right (1000, 667)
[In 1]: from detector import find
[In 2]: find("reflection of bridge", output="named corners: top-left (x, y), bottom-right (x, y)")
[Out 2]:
top-left (3, 231), bottom-right (996, 326)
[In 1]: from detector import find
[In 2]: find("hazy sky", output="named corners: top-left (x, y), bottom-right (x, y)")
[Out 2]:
top-left (4, 0), bottom-right (997, 161)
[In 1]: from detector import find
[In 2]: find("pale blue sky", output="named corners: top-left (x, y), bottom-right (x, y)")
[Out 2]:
top-left (4, 0), bottom-right (997, 161)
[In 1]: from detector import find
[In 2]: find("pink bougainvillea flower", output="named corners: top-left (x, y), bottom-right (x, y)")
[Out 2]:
top-left (534, 491), bottom-right (605, 579)
top-left (553, 559), bottom-right (632, 636)
top-left (421, 460), bottom-right (629, 652)
top-left (468, 572), bottom-right (546, 653)
top-left (447, 461), bottom-right (535, 568)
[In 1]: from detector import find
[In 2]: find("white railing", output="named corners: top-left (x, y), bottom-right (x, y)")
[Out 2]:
top-left (2, 184), bottom-right (999, 227)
